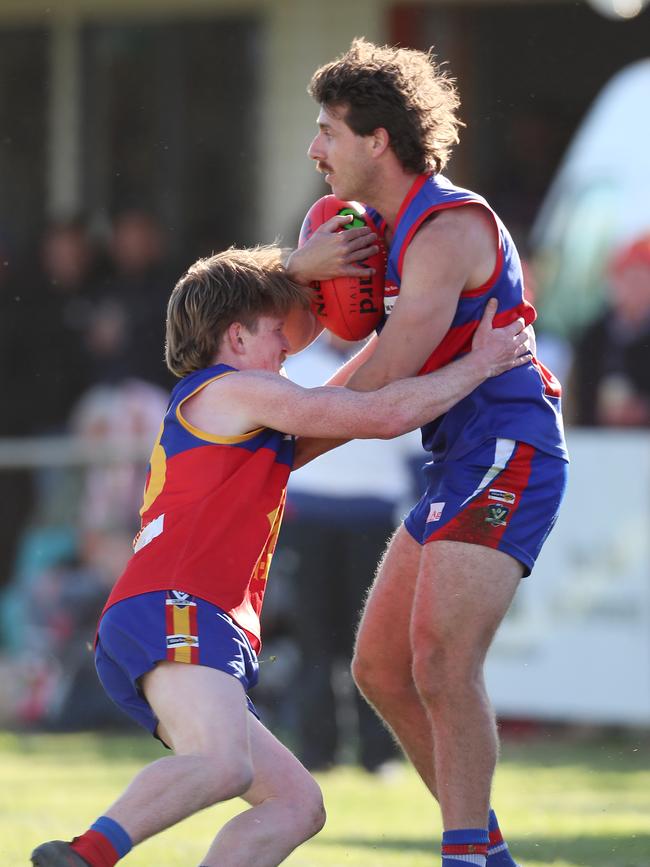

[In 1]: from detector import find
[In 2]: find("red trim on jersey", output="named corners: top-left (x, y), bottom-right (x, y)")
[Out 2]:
top-left (418, 301), bottom-right (536, 375)
top-left (425, 442), bottom-right (535, 549)
top-left (493, 302), bottom-right (537, 328)
top-left (393, 173), bottom-right (429, 233)
top-left (461, 220), bottom-right (504, 297)
top-left (532, 357), bottom-right (562, 398)
top-left (396, 198), bottom-right (496, 280)
top-left (418, 320), bottom-right (477, 375)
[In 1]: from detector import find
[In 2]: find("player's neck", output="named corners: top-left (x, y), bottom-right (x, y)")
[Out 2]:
top-left (211, 349), bottom-right (239, 371)
top-left (363, 167), bottom-right (421, 234)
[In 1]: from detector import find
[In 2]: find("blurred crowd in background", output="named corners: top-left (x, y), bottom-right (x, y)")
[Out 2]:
top-left (0, 210), bottom-right (177, 737)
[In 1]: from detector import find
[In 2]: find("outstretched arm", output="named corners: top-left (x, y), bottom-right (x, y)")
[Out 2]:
top-left (292, 297), bottom-right (529, 468)
top-left (181, 297), bottom-right (527, 463)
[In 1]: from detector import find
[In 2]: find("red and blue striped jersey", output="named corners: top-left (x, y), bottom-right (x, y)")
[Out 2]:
top-left (102, 363), bottom-right (294, 651)
top-left (370, 173), bottom-right (567, 462)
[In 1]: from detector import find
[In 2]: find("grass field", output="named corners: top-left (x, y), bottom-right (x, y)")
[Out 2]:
top-left (3, 730), bottom-right (649, 867)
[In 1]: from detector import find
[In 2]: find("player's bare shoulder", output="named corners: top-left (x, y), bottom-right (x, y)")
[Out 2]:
top-left (407, 205), bottom-right (497, 292)
top-left (181, 369), bottom-right (280, 439)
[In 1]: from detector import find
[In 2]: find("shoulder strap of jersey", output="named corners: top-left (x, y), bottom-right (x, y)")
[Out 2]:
top-left (388, 174), bottom-right (488, 284)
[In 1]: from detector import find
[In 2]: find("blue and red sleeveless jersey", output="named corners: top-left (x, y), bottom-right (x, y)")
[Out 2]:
top-left (370, 173), bottom-right (567, 462)
top-left (102, 363), bottom-right (294, 652)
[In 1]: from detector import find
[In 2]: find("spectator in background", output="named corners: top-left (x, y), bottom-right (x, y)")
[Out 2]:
top-left (4, 377), bottom-right (167, 731)
top-left (69, 378), bottom-right (168, 535)
top-left (273, 332), bottom-right (423, 773)
top-left (0, 219), bottom-right (99, 592)
top-left (87, 209), bottom-right (174, 389)
top-left (571, 233), bottom-right (650, 427)
top-left (16, 218), bottom-right (99, 435)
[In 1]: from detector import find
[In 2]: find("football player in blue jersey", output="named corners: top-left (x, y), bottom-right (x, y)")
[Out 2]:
top-left (288, 38), bottom-right (568, 867)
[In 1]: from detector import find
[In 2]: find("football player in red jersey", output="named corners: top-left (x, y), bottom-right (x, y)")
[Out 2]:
top-left (32, 245), bottom-right (528, 867)
top-left (287, 39), bottom-right (568, 867)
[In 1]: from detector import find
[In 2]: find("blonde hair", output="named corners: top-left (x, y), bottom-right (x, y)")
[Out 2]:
top-left (165, 245), bottom-right (309, 378)
top-left (309, 37), bottom-right (463, 173)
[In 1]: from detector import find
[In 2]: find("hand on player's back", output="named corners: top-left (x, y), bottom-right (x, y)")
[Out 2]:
top-left (287, 214), bottom-right (379, 284)
top-left (471, 298), bottom-right (530, 377)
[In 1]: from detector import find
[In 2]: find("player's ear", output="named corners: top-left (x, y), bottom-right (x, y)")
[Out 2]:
top-left (370, 127), bottom-right (390, 157)
top-left (227, 321), bottom-right (247, 355)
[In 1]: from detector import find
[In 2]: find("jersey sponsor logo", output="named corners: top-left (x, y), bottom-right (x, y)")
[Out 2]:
top-left (166, 633), bottom-right (199, 648)
top-left (426, 501), bottom-right (445, 522)
top-left (488, 489), bottom-right (516, 504)
top-left (166, 590), bottom-right (195, 608)
top-left (383, 281), bottom-right (399, 316)
top-left (133, 513), bottom-right (164, 553)
top-left (485, 504), bottom-right (510, 527)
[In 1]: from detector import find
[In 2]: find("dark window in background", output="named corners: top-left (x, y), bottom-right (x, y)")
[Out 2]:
top-left (81, 17), bottom-right (260, 263)
top-left (0, 28), bottom-right (47, 262)
top-left (389, 2), bottom-right (650, 248)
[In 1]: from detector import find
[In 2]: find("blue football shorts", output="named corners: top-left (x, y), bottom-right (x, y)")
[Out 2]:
top-left (404, 438), bottom-right (568, 576)
top-left (95, 590), bottom-right (260, 739)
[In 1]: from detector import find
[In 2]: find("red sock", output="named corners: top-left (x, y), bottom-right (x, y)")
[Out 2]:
top-left (70, 830), bottom-right (119, 867)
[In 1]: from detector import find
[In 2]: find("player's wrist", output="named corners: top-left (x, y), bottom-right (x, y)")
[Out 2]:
top-left (463, 346), bottom-right (492, 383)
top-left (285, 248), bottom-right (313, 286)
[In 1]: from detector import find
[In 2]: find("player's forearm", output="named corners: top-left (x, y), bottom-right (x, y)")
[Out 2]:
top-left (376, 351), bottom-right (487, 438)
top-left (292, 435), bottom-right (348, 470)
top-left (294, 350), bottom-right (487, 470)
top-left (324, 336), bottom-right (377, 386)
top-left (343, 354), bottom-right (398, 392)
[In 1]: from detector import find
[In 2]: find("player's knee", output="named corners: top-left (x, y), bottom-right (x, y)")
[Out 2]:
top-left (284, 778), bottom-right (326, 842)
top-left (411, 652), bottom-right (444, 707)
top-left (352, 653), bottom-right (415, 709)
top-left (351, 651), bottom-right (381, 699)
top-left (411, 638), bottom-right (481, 708)
top-left (225, 758), bottom-right (255, 799)
top-left (203, 752), bottom-right (255, 801)
top-left (410, 638), bottom-right (455, 707)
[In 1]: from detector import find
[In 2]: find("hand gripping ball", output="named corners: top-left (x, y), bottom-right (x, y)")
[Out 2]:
top-left (298, 195), bottom-right (386, 340)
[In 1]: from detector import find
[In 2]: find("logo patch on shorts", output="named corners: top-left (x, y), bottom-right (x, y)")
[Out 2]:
top-left (485, 504), bottom-right (510, 527)
top-left (426, 502), bottom-right (445, 522)
top-left (166, 633), bottom-right (199, 649)
top-left (488, 489), bottom-right (516, 504)
top-left (166, 590), bottom-right (195, 609)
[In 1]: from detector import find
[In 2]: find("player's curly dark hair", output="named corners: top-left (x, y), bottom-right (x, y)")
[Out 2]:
top-left (309, 37), bottom-right (463, 174)
top-left (165, 245), bottom-right (309, 378)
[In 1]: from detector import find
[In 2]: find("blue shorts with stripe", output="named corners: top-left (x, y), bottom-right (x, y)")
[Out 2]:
top-left (404, 438), bottom-right (568, 576)
top-left (95, 590), bottom-right (260, 740)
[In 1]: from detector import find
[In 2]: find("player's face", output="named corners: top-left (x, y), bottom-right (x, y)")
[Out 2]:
top-left (241, 315), bottom-right (291, 373)
top-left (308, 105), bottom-right (375, 201)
